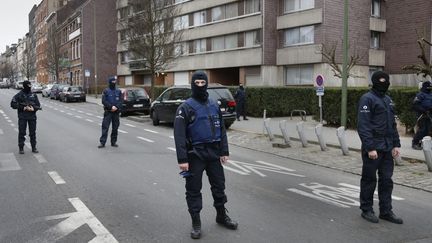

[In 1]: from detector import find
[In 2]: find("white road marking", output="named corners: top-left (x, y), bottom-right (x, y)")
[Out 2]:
top-left (144, 129), bottom-right (158, 134)
top-left (78, 110), bottom-right (84, 113)
top-left (75, 116), bottom-right (82, 119)
top-left (169, 136), bottom-right (174, 139)
top-left (6, 119), bottom-right (12, 123)
top-left (10, 124), bottom-right (15, 127)
top-left (125, 124), bottom-right (136, 128)
top-left (137, 136), bottom-right (154, 143)
top-left (97, 116), bottom-right (103, 119)
top-left (118, 129), bottom-right (128, 134)
top-left (71, 108), bottom-right (76, 111)
top-left (86, 113), bottom-right (93, 116)
top-left (167, 147), bottom-right (176, 151)
top-left (224, 160), bottom-right (305, 177)
top-left (0, 129), bottom-right (3, 135)
top-left (60, 110), bottom-right (65, 113)
top-left (86, 119), bottom-right (94, 123)
top-left (29, 198), bottom-right (118, 243)
top-left (25, 142), bottom-right (31, 150)
top-left (222, 165), bottom-right (249, 175)
top-left (48, 171), bottom-right (66, 184)
top-left (0, 153), bottom-right (21, 171)
top-left (14, 128), bottom-right (18, 132)
top-left (256, 160), bottom-right (296, 172)
top-left (287, 188), bottom-right (350, 208)
top-left (67, 113), bottom-right (73, 116)
top-left (34, 154), bottom-right (48, 163)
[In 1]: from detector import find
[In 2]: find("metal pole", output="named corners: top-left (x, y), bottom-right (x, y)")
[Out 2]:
top-left (422, 136), bottom-right (432, 172)
top-left (296, 122), bottom-right (308, 147)
top-left (279, 120), bottom-right (291, 146)
top-left (315, 124), bottom-right (327, 151)
top-left (341, 0), bottom-right (349, 127)
top-left (336, 126), bottom-right (349, 155)
top-left (264, 118), bottom-right (274, 141)
top-left (93, 0), bottom-right (98, 98)
top-left (319, 95), bottom-right (323, 124)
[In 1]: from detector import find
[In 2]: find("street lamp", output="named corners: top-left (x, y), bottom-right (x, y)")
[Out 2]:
top-left (341, 0), bottom-right (349, 127)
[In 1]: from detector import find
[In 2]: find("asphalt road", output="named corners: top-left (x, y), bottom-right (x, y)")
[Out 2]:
top-left (0, 88), bottom-right (431, 243)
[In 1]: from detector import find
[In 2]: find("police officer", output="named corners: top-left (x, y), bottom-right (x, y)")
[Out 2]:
top-left (10, 80), bottom-right (41, 154)
top-left (98, 76), bottom-right (122, 148)
top-left (412, 81), bottom-right (432, 150)
top-left (234, 83), bottom-right (248, 121)
top-left (357, 71), bottom-right (403, 224)
top-left (174, 71), bottom-right (238, 239)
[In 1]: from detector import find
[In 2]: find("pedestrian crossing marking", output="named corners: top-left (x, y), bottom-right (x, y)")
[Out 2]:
top-left (224, 160), bottom-right (305, 177)
top-left (0, 153), bottom-right (21, 171)
top-left (137, 136), bottom-right (154, 143)
top-left (48, 171), bottom-right (66, 184)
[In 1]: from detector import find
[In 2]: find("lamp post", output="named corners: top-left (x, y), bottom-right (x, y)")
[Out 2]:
top-left (341, 0), bottom-right (349, 127)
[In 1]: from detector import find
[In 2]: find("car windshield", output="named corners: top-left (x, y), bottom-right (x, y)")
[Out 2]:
top-left (70, 87), bottom-right (82, 92)
top-left (208, 88), bottom-right (234, 101)
top-left (130, 89), bottom-right (148, 98)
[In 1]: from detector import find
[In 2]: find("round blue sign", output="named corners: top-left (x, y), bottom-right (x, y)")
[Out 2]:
top-left (316, 75), bottom-right (324, 86)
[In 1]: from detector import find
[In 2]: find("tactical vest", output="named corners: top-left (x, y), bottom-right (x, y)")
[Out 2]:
top-left (185, 98), bottom-right (222, 145)
top-left (105, 88), bottom-right (121, 106)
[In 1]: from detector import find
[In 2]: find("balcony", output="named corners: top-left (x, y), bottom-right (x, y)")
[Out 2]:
top-left (129, 60), bottom-right (147, 71)
top-left (369, 49), bottom-right (385, 66)
top-left (277, 44), bottom-right (323, 65)
top-left (370, 17), bottom-right (386, 32)
top-left (277, 8), bottom-right (323, 30)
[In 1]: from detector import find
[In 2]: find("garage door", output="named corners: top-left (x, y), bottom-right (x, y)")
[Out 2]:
top-left (174, 72), bottom-right (189, 85)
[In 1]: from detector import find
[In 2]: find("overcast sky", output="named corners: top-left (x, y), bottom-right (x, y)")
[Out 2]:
top-left (0, 0), bottom-right (40, 54)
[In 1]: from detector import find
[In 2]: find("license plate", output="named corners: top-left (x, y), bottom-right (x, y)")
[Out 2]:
top-left (74, 95), bottom-right (81, 97)
top-left (133, 104), bottom-right (144, 108)
top-left (220, 108), bottom-right (226, 112)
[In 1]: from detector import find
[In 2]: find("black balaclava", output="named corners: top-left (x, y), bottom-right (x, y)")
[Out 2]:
top-left (371, 71), bottom-right (390, 96)
top-left (421, 81), bottom-right (432, 93)
top-left (239, 84), bottom-right (244, 90)
top-left (191, 71), bottom-right (208, 102)
top-left (23, 81), bottom-right (32, 93)
top-left (108, 76), bottom-right (116, 90)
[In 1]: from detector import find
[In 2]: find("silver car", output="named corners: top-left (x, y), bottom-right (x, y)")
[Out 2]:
top-left (42, 84), bottom-right (54, 97)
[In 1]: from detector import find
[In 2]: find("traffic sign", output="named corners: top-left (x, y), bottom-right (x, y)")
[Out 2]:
top-left (85, 69), bottom-right (91, 77)
top-left (316, 75), bottom-right (324, 87)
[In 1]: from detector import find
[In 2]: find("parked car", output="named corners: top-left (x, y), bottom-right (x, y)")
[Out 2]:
top-left (59, 86), bottom-right (86, 102)
top-left (0, 79), bottom-right (10, 89)
top-left (15, 80), bottom-right (24, 89)
top-left (150, 84), bottom-right (236, 128)
top-left (41, 84), bottom-right (55, 97)
top-left (31, 82), bottom-right (43, 93)
top-left (50, 84), bottom-right (69, 100)
top-left (119, 87), bottom-right (151, 116)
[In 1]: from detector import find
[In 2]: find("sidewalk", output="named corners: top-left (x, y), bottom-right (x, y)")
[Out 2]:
top-left (230, 116), bottom-right (425, 162)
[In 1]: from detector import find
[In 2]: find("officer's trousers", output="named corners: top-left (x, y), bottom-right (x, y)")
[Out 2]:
top-left (360, 150), bottom-right (394, 214)
top-left (100, 111), bottom-right (120, 145)
top-left (18, 119), bottom-right (36, 148)
top-left (236, 101), bottom-right (247, 119)
top-left (185, 157), bottom-right (228, 214)
top-left (413, 115), bottom-right (431, 145)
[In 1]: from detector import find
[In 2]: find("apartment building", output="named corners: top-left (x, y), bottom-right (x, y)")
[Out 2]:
top-left (56, 0), bottom-right (117, 90)
top-left (116, 0), bottom-right (431, 87)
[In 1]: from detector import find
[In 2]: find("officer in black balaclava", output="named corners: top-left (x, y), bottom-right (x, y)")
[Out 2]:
top-left (10, 80), bottom-right (41, 154)
top-left (234, 83), bottom-right (248, 121)
top-left (357, 71), bottom-right (403, 224)
top-left (98, 76), bottom-right (122, 148)
top-left (412, 81), bottom-right (432, 149)
top-left (174, 71), bottom-right (238, 239)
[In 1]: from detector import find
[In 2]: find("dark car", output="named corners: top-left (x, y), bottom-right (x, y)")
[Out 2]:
top-left (150, 84), bottom-right (236, 128)
top-left (59, 86), bottom-right (86, 102)
top-left (50, 84), bottom-right (69, 100)
top-left (119, 87), bottom-right (151, 116)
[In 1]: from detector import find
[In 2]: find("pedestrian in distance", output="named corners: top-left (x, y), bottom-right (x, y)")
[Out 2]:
top-left (411, 81), bottom-right (432, 150)
top-left (10, 80), bottom-right (41, 154)
top-left (234, 83), bottom-right (248, 121)
top-left (98, 76), bottom-right (122, 148)
top-left (357, 71), bottom-right (403, 224)
top-left (174, 70), bottom-right (238, 239)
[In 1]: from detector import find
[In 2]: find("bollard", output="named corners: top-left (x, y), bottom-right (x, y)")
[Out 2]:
top-left (421, 136), bottom-right (432, 172)
top-left (336, 126), bottom-right (349, 155)
top-left (264, 118), bottom-right (274, 141)
top-left (262, 109), bottom-right (267, 135)
top-left (296, 122), bottom-right (308, 147)
top-left (279, 120), bottom-right (291, 147)
top-left (315, 124), bottom-right (327, 151)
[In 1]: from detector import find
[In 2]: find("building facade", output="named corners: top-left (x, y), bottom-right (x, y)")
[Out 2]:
top-left (116, 0), bottom-right (432, 87)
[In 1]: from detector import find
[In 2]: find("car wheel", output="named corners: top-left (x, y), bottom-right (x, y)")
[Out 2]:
top-left (152, 110), bottom-right (160, 126)
top-left (82, 98), bottom-right (86, 102)
top-left (225, 122), bottom-right (232, 129)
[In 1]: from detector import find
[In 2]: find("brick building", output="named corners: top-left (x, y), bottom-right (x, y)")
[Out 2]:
top-left (116, 0), bottom-right (432, 87)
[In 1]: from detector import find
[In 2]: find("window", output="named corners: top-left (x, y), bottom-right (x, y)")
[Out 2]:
top-left (193, 11), bottom-right (206, 26)
top-left (284, 0), bottom-right (314, 13)
top-left (174, 42), bottom-right (188, 55)
top-left (245, 0), bottom-right (261, 14)
top-left (225, 34), bottom-right (238, 49)
top-left (371, 31), bottom-right (380, 49)
top-left (120, 52), bottom-right (129, 64)
top-left (194, 39), bottom-right (206, 53)
top-left (211, 34), bottom-right (238, 51)
top-left (371, 0), bottom-right (380, 17)
top-left (119, 30), bottom-right (127, 42)
top-left (211, 3), bottom-right (238, 22)
top-left (285, 65), bottom-right (314, 85)
top-left (285, 25), bottom-right (314, 46)
top-left (118, 7), bottom-right (130, 19)
top-left (212, 7), bottom-right (224, 21)
top-left (174, 15), bottom-right (189, 30)
top-left (245, 30), bottom-right (260, 47)
top-left (212, 36), bottom-right (225, 51)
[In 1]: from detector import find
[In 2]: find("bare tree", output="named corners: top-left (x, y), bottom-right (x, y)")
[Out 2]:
top-left (20, 48), bottom-right (36, 80)
top-left (124, 0), bottom-right (184, 98)
top-left (320, 41), bottom-right (364, 79)
top-left (45, 24), bottom-right (62, 82)
top-left (402, 31), bottom-right (432, 79)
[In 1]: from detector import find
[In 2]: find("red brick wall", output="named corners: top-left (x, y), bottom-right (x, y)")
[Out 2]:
top-left (263, 0), bottom-right (277, 65)
top-left (383, 0), bottom-right (432, 74)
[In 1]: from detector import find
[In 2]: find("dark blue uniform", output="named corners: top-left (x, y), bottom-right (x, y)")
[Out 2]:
top-left (100, 87), bottom-right (122, 146)
top-left (234, 86), bottom-right (247, 120)
top-left (174, 98), bottom-right (229, 214)
top-left (412, 82), bottom-right (432, 147)
top-left (357, 89), bottom-right (400, 214)
top-left (11, 90), bottom-right (41, 150)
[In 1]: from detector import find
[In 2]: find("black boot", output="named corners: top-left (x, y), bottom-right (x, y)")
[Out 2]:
top-left (216, 207), bottom-right (238, 230)
top-left (190, 213), bottom-right (201, 239)
top-left (19, 147), bottom-right (24, 154)
top-left (32, 147), bottom-right (39, 153)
